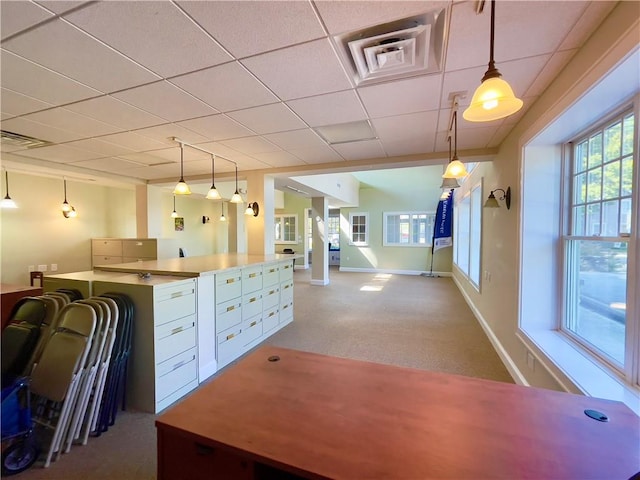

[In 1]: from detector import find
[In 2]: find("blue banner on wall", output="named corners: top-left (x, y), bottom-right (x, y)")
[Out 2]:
top-left (433, 191), bottom-right (453, 252)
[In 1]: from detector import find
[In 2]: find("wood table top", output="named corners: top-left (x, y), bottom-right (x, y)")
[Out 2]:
top-left (156, 346), bottom-right (640, 480)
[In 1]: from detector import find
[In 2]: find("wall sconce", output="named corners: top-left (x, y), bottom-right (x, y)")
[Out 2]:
top-left (202, 215), bottom-right (210, 224)
top-left (61, 178), bottom-right (77, 218)
top-left (244, 202), bottom-right (259, 217)
top-left (484, 186), bottom-right (511, 210)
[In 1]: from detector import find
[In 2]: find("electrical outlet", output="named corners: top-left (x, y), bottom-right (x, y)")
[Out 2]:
top-left (50, 264), bottom-right (58, 272)
top-left (28, 265), bottom-right (35, 272)
top-left (37, 264), bottom-right (47, 272)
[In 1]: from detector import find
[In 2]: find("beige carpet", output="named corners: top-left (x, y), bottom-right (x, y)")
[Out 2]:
top-left (17, 269), bottom-right (512, 480)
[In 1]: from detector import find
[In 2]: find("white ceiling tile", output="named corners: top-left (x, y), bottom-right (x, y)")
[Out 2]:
top-left (524, 50), bottom-right (577, 98)
top-left (145, 147), bottom-right (208, 163)
top-left (22, 107), bottom-right (121, 137)
top-left (382, 137), bottom-right (434, 157)
top-left (133, 124), bottom-right (209, 147)
top-left (0, 49), bottom-right (102, 105)
top-left (177, 114), bottom-right (255, 142)
top-left (359, 74), bottom-right (442, 118)
top-left (220, 137), bottom-right (281, 155)
top-left (242, 39), bottom-right (353, 100)
top-left (1, 1), bottom-right (53, 40)
top-left (559, 2), bottom-right (617, 51)
top-left (246, 151), bottom-right (302, 168)
top-left (113, 163), bottom-right (178, 181)
top-left (315, 1), bottom-right (447, 35)
top-left (287, 90), bottom-right (368, 127)
top-left (177, 1), bottom-right (325, 58)
top-left (372, 110), bottom-right (438, 144)
top-left (188, 142), bottom-right (245, 165)
top-left (288, 145), bottom-right (344, 164)
top-left (0, 116), bottom-right (82, 143)
top-left (10, 143), bottom-right (101, 163)
top-left (35, 1), bottom-right (91, 15)
top-left (64, 138), bottom-right (137, 158)
top-left (0, 88), bottom-right (54, 117)
top-left (65, 96), bottom-right (166, 131)
top-left (2, 19), bottom-right (159, 93)
top-left (113, 81), bottom-right (218, 122)
top-left (170, 62), bottom-right (279, 112)
top-left (435, 125), bottom-right (498, 151)
top-left (71, 157), bottom-right (154, 174)
top-left (227, 103), bottom-right (306, 135)
top-left (263, 129), bottom-right (327, 150)
top-left (332, 140), bottom-right (387, 161)
top-left (114, 152), bottom-right (179, 167)
top-left (64, 1), bottom-right (232, 78)
top-left (98, 131), bottom-right (168, 152)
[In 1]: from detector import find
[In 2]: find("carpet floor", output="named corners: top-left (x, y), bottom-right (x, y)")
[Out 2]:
top-left (16, 268), bottom-right (512, 480)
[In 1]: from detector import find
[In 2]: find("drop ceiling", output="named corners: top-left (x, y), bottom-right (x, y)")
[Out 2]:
top-left (0, 0), bottom-right (618, 195)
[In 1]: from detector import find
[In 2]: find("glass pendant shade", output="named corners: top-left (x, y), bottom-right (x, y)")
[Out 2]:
top-left (67, 207), bottom-right (78, 218)
top-left (220, 203), bottom-right (226, 221)
top-left (206, 186), bottom-right (221, 200)
top-left (442, 158), bottom-right (468, 179)
top-left (440, 177), bottom-right (460, 189)
top-left (1, 171), bottom-right (17, 208)
top-left (484, 191), bottom-right (500, 208)
top-left (244, 205), bottom-right (254, 216)
top-left (463, 76), bottom-right (523, 122)
top-left (230, 191), bottom-right (242, 204)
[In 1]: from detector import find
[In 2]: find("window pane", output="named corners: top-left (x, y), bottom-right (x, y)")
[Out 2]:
top-left (386, 215), bottom-right (399, 243)
top-left (575, 141), bottom-right (588, 173)
top-left (622, 113), bottom-right (634, 156)
top-left (587, 204), bottom-right (601, 236)
top-left (602, 160), bottom-right (620, 199)
top-left (620, 198), bottom-right (632, 235)
top-left (588, 133), bottom-right (602, 168)
top-left (574, 173), bottom-right (587, 204)
top-left (457, 197), bottom-right (470, 275)
top-left (601, 200), bottom-right (619, 237)
top-left (586, 168), bottom-right (602, 202)
top-left (603, 121), bottom-right (621, 161)
top-left (469, 186), bottom-right (482, 285)
top-left (573, 206), bottom-right (585, 236)
top-left (566, 240), bottom-right (626, 365)
top-left (621, 156), bottom-right (633, 196)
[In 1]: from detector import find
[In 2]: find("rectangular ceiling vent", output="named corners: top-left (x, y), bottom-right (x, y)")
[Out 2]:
top-left (0, 130), bottom-right (52, 149)
top-left (334, 8), bottom-right (447, 86)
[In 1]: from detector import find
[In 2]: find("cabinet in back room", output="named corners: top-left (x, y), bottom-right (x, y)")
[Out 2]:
top-left (92, 238), bottom-right (158, 267)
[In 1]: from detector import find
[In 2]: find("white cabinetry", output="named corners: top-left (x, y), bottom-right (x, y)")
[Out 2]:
top-left (93, 276), bottom-right (198, 413)
top-left (92, 238), bottom-right (158, 267)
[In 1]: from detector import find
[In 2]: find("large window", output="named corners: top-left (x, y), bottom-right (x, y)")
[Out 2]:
top-left (275, 214), bottom-right (297, 244)
top-left (564, 110), bottom-right (635, 368)
top-left (383, 212), bottom-right (435, 247)
top-left (453, 183), bottom-right (482, 287)
top-left (328, 210), bottom-right (340, 249)
top-left (349, 212), bottom-right (368, 246)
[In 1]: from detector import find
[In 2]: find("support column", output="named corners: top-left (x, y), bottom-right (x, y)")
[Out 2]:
top-left (245, 172), bottom-right (275, 255)
top-left (311, 196), bottom-right (329, 286)
top-left (135, 184), bottom-right (149, 238)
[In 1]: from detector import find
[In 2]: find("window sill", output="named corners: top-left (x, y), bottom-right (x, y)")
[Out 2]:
top-left (518, 328), bottom-right (640, 415)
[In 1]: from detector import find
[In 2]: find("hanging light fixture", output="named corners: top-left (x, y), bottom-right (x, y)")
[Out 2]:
top-left (443, 101), bottom-right (468, 179)
top-left (170, 195), bottom-right (179, 218)
top-left (230, 165), bottom-right (242, 203)
top-left (1, 170), bottom-right (17, 209)
top-left (463, 0), bottom-right (523, 122)
top-left (173, 144), bottom-right (191, 195)
top-left (219, 202), bottom-right (226, 222)
top-left (440, 126), bottom-right (462, 189)
top-left (61, 178), bottom-right (77, 218)
top-left (206, 154), bottom-right (221, 200)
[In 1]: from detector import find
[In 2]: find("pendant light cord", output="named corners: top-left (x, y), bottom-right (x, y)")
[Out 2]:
top-left (211, 155), bottom-right (216, 186)
top-left (4, 171), bottom-right (9, 196)
top-left (180, 144), bottom-right (185, 181)
top-left (63, 178), bottom-right (68, 202)
top-left (453, 110), bottom-right (458, 158)
top-left (482, 0), bottom-right (501, 81)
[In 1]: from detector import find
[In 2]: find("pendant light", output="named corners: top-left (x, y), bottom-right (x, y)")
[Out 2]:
top-left (440, 137), bottom-right (460, 189)
top-left (1, 170), bottom-right (17, 209)
top-left (61, 178), bottom-right (77, 218)
top-left (170, 195), bottom-right (179, 218)
top-left (230, 165), bottom-right (242, 203)
top-left (219, 202), bottom-right (226, 222)
top-left (173, 144), bottom-right (191, 195)
top-left (442, 109), bottom-right (468, 179)
top-left (463, 0), bottom-right (523, 122)
top-left (206, 154), bottom-right (221, 200)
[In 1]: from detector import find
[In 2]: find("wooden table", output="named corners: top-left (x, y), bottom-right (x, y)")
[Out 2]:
top-left (156, 346), bottom-right (640, 480)
top-left (1, 283), bottom-right (43, 330)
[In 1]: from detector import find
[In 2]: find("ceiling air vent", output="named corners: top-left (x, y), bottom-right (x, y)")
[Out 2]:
top-left (0, 130), bottom-right (51, 148)
top-left (333, 8), bottom-right (447, 86)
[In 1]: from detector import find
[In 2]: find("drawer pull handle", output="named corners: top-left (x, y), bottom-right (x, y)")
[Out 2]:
top-left (248, 272), bottom-right (257, 278)
top-left (226, 278), bottom-right (235, 284)
top-left (283, 284), bottom-right (290, 289)
top-left (226, 333), bottom-right (235, 340)
top-left (249, 297), bottom-right (257, 303)
top-left (268, 312), bottom-right (275, 318)
top-left (250, 321), bottom-right (257, 327)
top-left (171, 326), bottom-right (183, 335)
top-left (269, 290), bottom-right (276, 295)
top-left (226, 305), bottom-right (235, 312)
top-left (171, 292), bottom-right (182, 299)
top-left (269, 268), bottom-right (276, 273)
top-left (195, 443), bottom-right (213, 456)
top-left (173, 359), bottom-right (186, 371)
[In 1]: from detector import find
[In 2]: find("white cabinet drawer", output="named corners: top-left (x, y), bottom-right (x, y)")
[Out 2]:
top-left (279, 261), bottom-right (294, 281)
top-left (217, 326), bottom-right (243, 362)
top-left (216, 298), bottom-right (242, 333)
top-left (280, 281), bottom-right (293, 304)
top-left (242, 292), bottom-right (262, 320)
top-left (92, 255), bottom-right (123, 266)
top-left (263, 264), bottom-right (279, 287)
top-left (262, 285), bottom-right (280, 310)
top-left (92, 239), bottom-right (122, 256)
top-left (242, 316), bottom-right (262, 346)
top-left (155, 280), bottom-right (196, 326)
top-left (242, 266), bottom-right (263, 294)
top-left (155, 314), bottom-right (196, 364)
top-left (156, 348), bottom-right (197, 403)
top-left (216, 270), bottom-right (242, 303)
top-left (122, 239), bottom-right (156, 258)
top-left (123, 256), bottom-right (155, 263)
top-left (280, 300), bottom-right (293, 323)
top-left (263, 306), bottom-right (279, 333)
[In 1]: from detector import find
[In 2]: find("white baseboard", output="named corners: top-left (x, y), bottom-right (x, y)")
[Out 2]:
top-left (339, 267), bottom-right (452, 277)
top-left (452, 276), bottom-right (529, 386)
top-left (310, 278), bottom-right (330, 286)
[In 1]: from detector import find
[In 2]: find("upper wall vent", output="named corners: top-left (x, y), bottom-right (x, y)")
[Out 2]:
top-left (333, 8), bottom-right (447, 86)
top-left (0, 130), bottom-right (52, 149)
